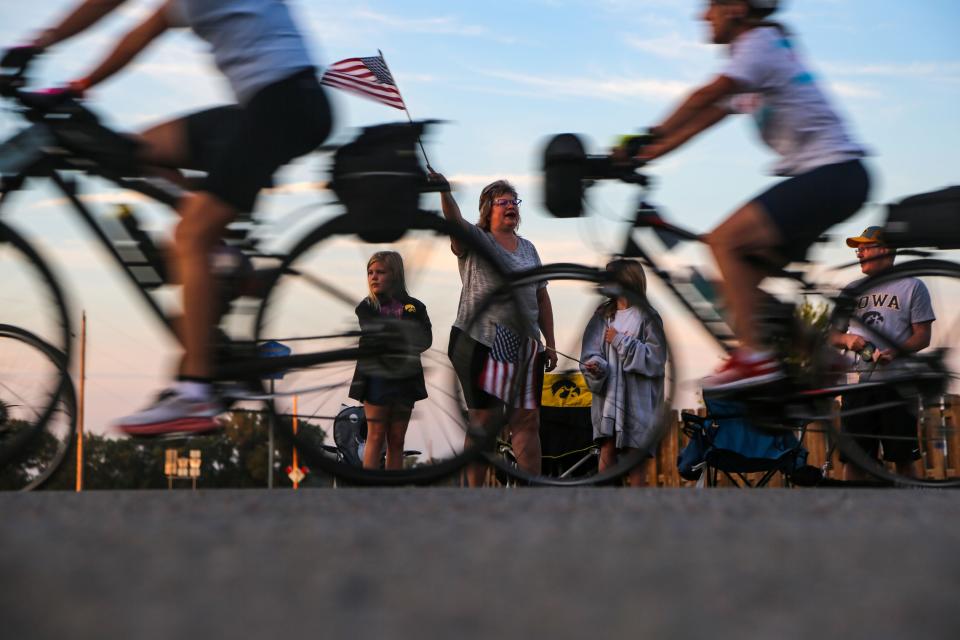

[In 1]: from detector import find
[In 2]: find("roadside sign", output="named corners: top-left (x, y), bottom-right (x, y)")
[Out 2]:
top-left (287, 466), bottom-right (305, 484)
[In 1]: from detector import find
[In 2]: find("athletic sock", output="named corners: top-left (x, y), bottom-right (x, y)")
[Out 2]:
top-left (739, 349), bottom-right (774, 363)
top-left (174, 380), bottom-right (214, 402)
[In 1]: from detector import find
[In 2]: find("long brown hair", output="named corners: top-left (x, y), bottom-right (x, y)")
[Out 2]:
top-left (365, 251), bottom-right (408, 309)
top-left (477, 180), bottom-right (519, 232)
top-left (599, 259), bottom-right (648, 320)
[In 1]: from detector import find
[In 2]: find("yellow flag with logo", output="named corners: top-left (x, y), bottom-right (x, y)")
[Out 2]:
top-left (542, 372), bottom-right (592, 408)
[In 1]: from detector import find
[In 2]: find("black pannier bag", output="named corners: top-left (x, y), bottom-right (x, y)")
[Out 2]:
top-left (330, 121), bottom-right (427, 241)
top-left (884, 186), bottom-right (960, 249)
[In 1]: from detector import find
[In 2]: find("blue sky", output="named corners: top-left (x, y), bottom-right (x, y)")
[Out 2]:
top-left (1, 0), bottom-right (958, 431)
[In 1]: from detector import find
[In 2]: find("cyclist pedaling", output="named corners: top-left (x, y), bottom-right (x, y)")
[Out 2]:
top-left (631, 0), bottom-right (870, 393)
top-left (5, 0), bottom-right (333, 436)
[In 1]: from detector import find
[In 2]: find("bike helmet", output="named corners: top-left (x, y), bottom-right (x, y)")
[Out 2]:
top-left (746, 0), bottom-right (780, 18)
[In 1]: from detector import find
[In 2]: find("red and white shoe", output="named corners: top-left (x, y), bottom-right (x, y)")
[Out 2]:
top-left (701, 350), bottom-right (786, 394)
top-left (115, 388), bottom-right (224, 438)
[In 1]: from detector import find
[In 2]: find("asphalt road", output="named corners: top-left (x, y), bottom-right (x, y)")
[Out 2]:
top-left (2, 488), bottom-right (958, 640)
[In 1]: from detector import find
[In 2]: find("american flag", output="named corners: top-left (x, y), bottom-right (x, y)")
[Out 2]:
top-left (480, 324), bottom-right (540, 410)
top-left (320, 55), bottom-right (406, 110)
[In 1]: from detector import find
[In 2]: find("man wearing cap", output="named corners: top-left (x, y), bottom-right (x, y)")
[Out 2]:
top-left (833, 226), bottom-right (935, 480)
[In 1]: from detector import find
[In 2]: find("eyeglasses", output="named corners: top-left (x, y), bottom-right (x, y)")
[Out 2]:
top-left (493, 198), bottom-right (522, 207)
top-left (855, 244), bottom-right (882, 253)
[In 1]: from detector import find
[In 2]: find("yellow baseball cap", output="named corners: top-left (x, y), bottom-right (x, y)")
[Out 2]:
top-left (845, 226), bottom-right (885, 248)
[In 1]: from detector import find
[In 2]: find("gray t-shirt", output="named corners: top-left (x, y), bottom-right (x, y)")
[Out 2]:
top-left (844, 276), bottom-right (935, 378)
top-left (166, 0), bottom-right (316, 104)
top-left (721, 27), bottom-right (865, 176)
top-left (453, 223), bottom-right (544, 347)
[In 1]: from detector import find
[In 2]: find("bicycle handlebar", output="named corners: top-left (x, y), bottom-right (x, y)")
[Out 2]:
top-left (543, 133), bottom-right (652, 218)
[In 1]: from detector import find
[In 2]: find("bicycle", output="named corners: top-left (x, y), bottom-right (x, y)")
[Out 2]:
top-left (0, 60), bottom-right (528, 486)
top-left (480, 132), bottom-right (959, 487)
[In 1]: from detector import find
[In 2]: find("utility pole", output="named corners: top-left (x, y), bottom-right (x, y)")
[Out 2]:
top-left (75, 311), bottom-right (86, 492)
top-left (292, 395), bottom-right (299, 490)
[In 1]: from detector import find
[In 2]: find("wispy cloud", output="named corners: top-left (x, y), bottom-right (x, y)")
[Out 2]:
top-left (827, 81), bottom-right (881, 100)
top-left (351, 9), bottom-right (510, 41)
top-left (449, 173), bottom-right (540, 189)
top-left (300, 5), bottom-right (516, 46)
top-left (474, 69), bottom-right (692, 102)
top-left (623, 32), bottom-right (711, 62)
top-left (820, 60), bottom-right (960, 84)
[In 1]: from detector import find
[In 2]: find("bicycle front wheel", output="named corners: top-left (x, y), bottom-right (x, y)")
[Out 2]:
top-left (253, 211), bottom-right (527, 485)
top-left (474, 263), bottom-right (677, 487)
top-left (0, 324), bottom-right (75, 488)
top-left (821, 259), bottom-right (960, 487)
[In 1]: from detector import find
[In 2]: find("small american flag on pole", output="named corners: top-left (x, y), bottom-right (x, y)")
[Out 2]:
top-left (480, 324), bottom-right (541, 410)
top-left (320, 55), bottom-right (406, 110)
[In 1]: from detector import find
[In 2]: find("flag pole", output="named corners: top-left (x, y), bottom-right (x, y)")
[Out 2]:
top-left (378, 49), bottom-right (433, 171)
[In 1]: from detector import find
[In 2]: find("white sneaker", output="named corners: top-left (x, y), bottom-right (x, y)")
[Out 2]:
top-left (116, 388), bottom-right (223, 437)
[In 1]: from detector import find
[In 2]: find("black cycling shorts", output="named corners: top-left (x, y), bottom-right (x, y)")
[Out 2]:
top-left (184, 68), bottom-right (332, 213)
top-left (754, 159), bottom-right (870, 263)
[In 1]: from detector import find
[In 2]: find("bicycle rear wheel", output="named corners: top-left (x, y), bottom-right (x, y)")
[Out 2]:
top-left (821, 259), bottom-right (960, 487)
top-left (474, 263), bottom-right (676, 486)
top-left (0, 324), bottom-right (75, 489)
top-left (253, 211), bottom-right (527, 485)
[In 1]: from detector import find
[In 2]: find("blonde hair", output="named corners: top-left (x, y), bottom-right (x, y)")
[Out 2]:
top-left (365, 251), bottom-right (408, 309)
top-left (477, 180), bottom-right (519, 232)
top-left (600, 259), bottom-right (648, 320)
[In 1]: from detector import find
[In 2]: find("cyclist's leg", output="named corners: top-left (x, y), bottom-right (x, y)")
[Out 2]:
top-left (117, 73), bottom-right (331, 434)
top-left (705, 160), bottom-right (870, 390)
top-left (174, 192), bottom-right (236, 379)
top-left (176, 74), bottom-right (330, 379)
top-left (133, 106), bottom-right (242, 188)
top-left (707, 201), bottom-right (784, 353)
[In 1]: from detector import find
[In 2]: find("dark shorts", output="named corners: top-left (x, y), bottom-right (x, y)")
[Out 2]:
top-left (361, 376), bottom-right (417, 409)
top-left (448, 327), bottom-right (498, 410)
top-left (447, 327), bottom-right (544, 411)
top-left (755, 159), bottom-right (870, 262)
top-left (840, 386), bottom-right (922, 464)
top-left (184, 68), bottom-right (332, 213)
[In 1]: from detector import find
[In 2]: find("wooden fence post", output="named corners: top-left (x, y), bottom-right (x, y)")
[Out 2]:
top-left (946, 394), bottom-right (959, 478)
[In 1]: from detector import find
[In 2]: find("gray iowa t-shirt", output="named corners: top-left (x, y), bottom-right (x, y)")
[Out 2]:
top-left (844, 276), bottom-right (935, 378)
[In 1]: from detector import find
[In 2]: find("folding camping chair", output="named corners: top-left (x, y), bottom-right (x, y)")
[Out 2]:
top-left (679, 399), bottom-right (815, 488)
top-left (539, 372), bottom-right (599, 479)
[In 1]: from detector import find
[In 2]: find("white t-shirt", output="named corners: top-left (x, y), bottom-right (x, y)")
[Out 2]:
top-left (610, 306), bottom-right (642, 339)
top-left (166, 0), bottom-right (317, 104)
top-left (721, 27), bottom-right (865, 176)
